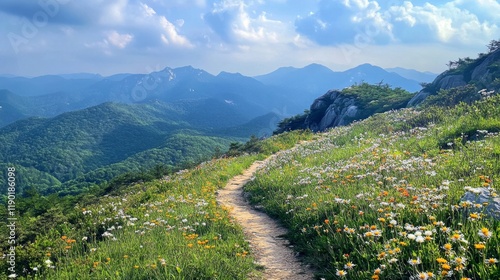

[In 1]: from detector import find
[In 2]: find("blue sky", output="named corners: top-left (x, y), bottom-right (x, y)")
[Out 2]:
top-left (0, 0), bottom-right (498, 76)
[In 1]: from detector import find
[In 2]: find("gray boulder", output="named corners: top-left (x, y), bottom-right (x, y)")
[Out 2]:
top-left (460, 188), bottom-right (500, 220)
top-left (305, 90), bottom-right (358, 131)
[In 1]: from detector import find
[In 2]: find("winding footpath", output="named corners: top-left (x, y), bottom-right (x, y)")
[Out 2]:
top-left (217, 159), bottom-right (315, 280)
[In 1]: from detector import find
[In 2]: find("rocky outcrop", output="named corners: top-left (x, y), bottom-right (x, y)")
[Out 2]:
top-left (436, 74), bottom-right (467, 89)
top-left (460, 188), bottom-right (500, 220)
top-left (275, 83), bottom-right (415, 134)
top-left (471, 49), bottom-right (500, 83)
top-left (407, 73), bottom-right (467, 106)
top-left (408, 48), bottom-right (500, 106)
top-left (407, 91), bottom-right (431, 107)
top-left (305, 90), bottom-right (358, 132)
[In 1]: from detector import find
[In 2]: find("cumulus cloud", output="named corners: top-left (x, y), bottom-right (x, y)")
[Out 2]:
top-left (107, 30), bottom-right (133, 48)
top-left (294, 0), bottom-right (393, 46)
top-left (1, 0), bottom-right (497, 77)
top-left (203, 0), bottom-right (284, 45)
top-left (388, 1), bottom-right (498, 44)
top-left (295, 0), bottom-right (498, 46)
top-left (84, 30), bottom-right (133, 53)
top-left (159, 17), bottom-right (193, 47)
top-left (85, 2), bottom-right (194, 49)
top-left (140, 2), bottom-right (156, 17)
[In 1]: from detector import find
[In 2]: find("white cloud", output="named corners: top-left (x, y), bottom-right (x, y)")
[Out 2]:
top-left (159, 17), bottom-right (194, 47)
top-left (233, 11), bottom-right (282, 43)
top-left (389, 1), bottom-right (416, 26)
top-left (140, 3), bottom-right (156, 17)
top-left (84, 30), bottom-right (133, 53)
top-left (344, 0), bottom-right (370, 9)
top-left (99, 0), bottom-right (128, 25)
top-left (107, 30), bottom-right (133, 48)
top-left (388, 1), bottom-right (498, 44)
top-left (176, 19), bottom-right (185, 28)
top-left (295, 0), bottom-right (394, 45)
top-left (169, 0), bottom-right (207, 8)
top-left (204, 0), bottom-right (287, 45)
top-left (461, 0), bottom-right (500, 21)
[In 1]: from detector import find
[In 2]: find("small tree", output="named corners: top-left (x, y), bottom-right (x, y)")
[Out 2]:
top-left (487, 39), bottom-right (500, 53)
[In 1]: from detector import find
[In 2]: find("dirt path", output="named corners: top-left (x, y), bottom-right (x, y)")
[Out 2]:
top-left (217, 160), bottom-right (315, 280)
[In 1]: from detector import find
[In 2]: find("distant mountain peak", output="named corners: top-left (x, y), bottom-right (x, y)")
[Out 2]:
top-left (357, 63), bottom-right (374, 67)
top-left (349, 63), bottom-right (382, 71)
top-left (175, 65), bottom-right (195, 70)
top-left (57, 73), bottom-right (103, 80)
top-left (303, 63), bottom-right (333, 72)
top-left (216, 71), bottom-right (247, 79)
top-left (217, 71), bottom-right (241, 76)
top-left (385, 67), bottom-right (438, 83)
top-left (172, 65), bottom-right (212, 77)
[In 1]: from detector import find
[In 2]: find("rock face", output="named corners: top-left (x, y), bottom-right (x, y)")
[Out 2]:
top-left (305, 90), bottom-right (358, 132)
top-left (407, 91), bottom-right (431, 107)
top-left (436, 74), bottom-right (467, 89)
top-left (408, 48), bottom-right (500, 106)
top-left (471, 50), bottom-right (500, 83)
top-left (408, 72), bottom-right (468, 106)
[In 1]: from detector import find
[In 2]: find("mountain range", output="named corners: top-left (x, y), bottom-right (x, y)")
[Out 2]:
top-left (254, 63), bottom-right (426, 100)
top-left (0, 63), bottom-right (434, 128)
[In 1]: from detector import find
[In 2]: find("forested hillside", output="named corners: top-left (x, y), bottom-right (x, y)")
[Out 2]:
top-left (0, 100), bottom-right (265, 196)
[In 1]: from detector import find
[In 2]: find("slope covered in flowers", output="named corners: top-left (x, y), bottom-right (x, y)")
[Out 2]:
top-left (245, 94), bottom-right (500, 279)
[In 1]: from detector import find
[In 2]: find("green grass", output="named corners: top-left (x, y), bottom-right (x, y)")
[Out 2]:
top-left (245, 95), bottom-right (500, 279)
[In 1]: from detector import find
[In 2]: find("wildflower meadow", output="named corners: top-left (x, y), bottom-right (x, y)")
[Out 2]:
top-left (245, 94), bottom-right (500, 279)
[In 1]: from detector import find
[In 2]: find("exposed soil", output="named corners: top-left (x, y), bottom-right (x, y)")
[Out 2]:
top-left (217, 160), bottom-right (315, 280)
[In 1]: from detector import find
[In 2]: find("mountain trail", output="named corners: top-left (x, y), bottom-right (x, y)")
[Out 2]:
top-left (217, 158), bottom-right (315, 280)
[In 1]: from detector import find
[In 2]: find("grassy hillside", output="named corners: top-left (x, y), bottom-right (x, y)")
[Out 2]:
top-left (246, 94), bottom-right (500, 279)
top-left (0, 130), bottom-right (312, 279)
